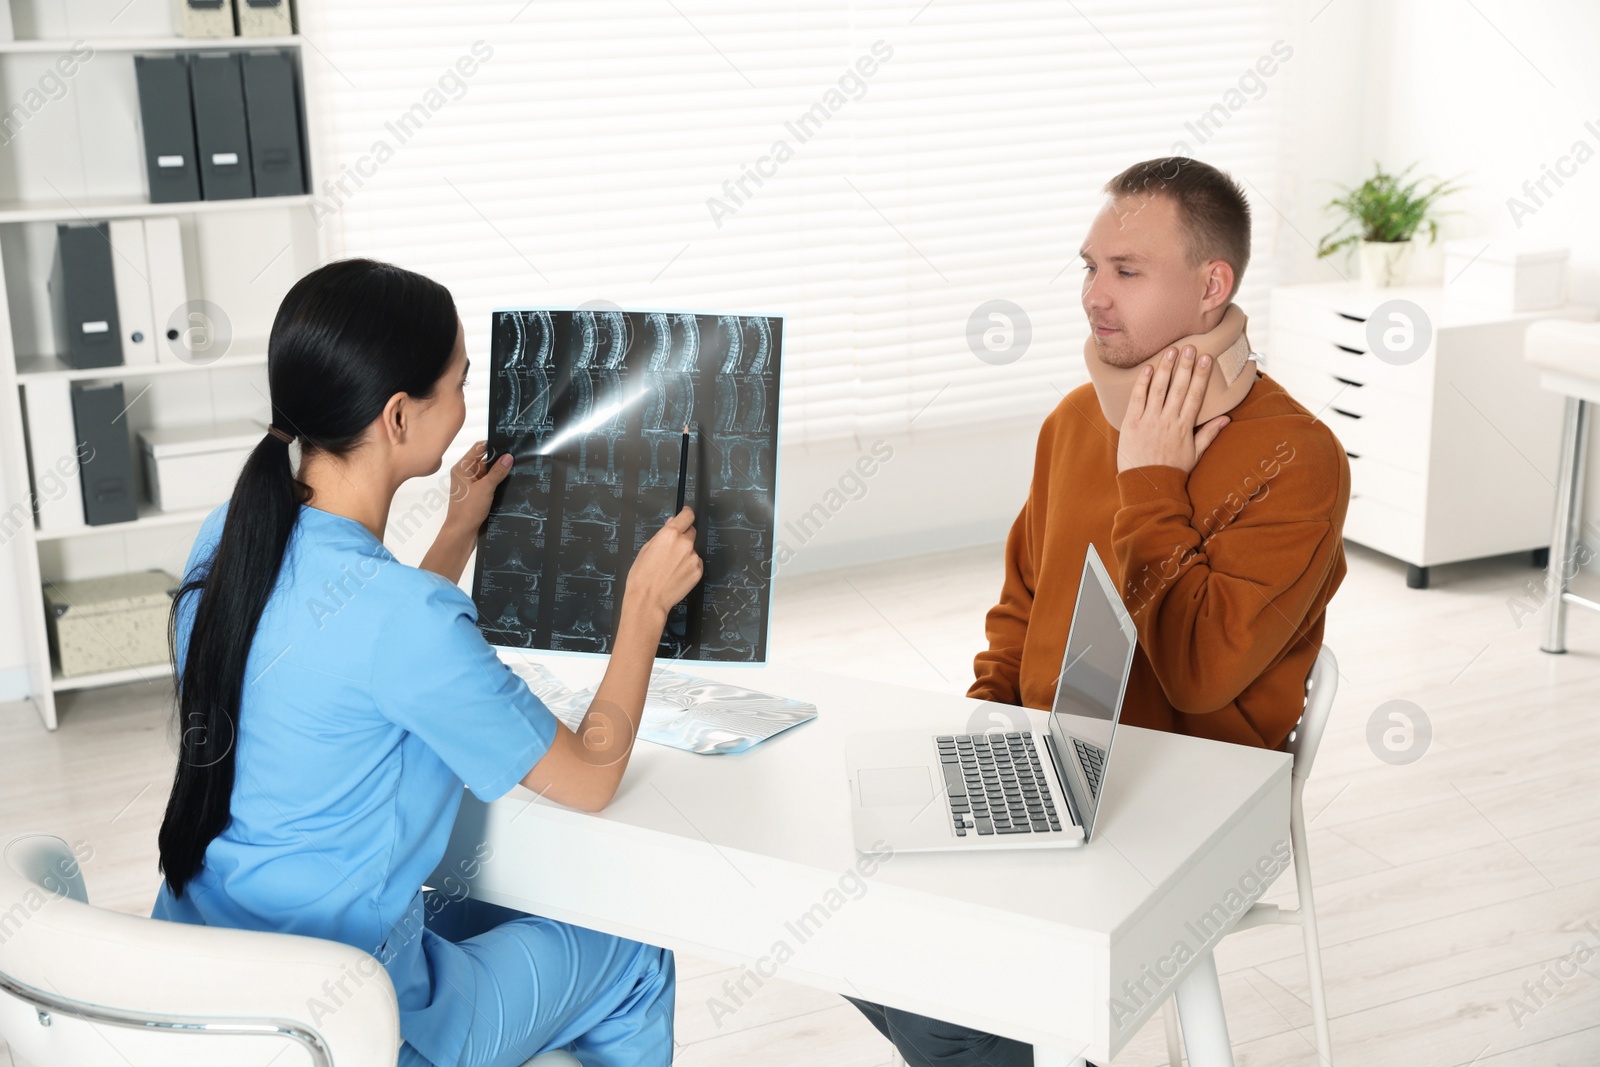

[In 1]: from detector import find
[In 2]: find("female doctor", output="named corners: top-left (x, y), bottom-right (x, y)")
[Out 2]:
top-left (152, 258), bottom-right (702, 1067)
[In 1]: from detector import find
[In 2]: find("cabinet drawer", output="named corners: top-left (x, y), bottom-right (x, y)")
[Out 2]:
top-left (1267, 328), bottom-right (1376, 384)
top-left (1265, 356), bottom-right (1432, 471)
top-left (1267, 324), bottom-right (1435, 401)
top-left (1344, 495), bottom-right (1423, 563)
top-left (1348, 454), bottom-right (1425, 513)
top-left (1270, 294), bottom-right (1373, 351)
top-left (1321, 405), bottom-right (1429, 474)
top-left (1263, 359), bottom-right (1351, 415)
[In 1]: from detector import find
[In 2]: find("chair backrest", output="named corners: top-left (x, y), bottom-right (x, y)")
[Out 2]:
top-left (0, 833), bottom-right (400, 1067)
top-left (1282, 645), bottom-right (1337, 781)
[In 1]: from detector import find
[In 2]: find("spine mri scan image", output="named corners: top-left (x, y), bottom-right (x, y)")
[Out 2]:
top-left (473, 308), bottom-right (782, 663)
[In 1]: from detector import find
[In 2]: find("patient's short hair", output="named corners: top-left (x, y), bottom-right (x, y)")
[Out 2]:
top-left (1105, 157), bottom-right (1251, 298)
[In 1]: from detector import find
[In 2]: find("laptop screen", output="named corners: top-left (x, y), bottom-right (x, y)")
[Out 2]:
top-left (1046, 546), bottom-right (1138, 841)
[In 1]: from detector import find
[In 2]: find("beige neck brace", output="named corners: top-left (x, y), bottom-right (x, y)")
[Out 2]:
top-left (1083, 303), bottom-right (1257, 430)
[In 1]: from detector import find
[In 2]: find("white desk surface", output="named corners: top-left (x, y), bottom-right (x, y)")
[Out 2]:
top-left (435, 656), bottom-right (1291, 1061)
top-left (1525, 317), bottom-right (1600, 402)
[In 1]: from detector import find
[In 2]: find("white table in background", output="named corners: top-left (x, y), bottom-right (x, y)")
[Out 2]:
top-left (432, 661), bottom-right (1291, 1067)
top-left (1525, 318), bottom-right (1600, 652)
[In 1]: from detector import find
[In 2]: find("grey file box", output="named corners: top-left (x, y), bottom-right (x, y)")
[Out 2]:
top-left (177, 0), bottom-right (236, 38)
top-left (134, 55), bottom-right (202, 204)
top-left (48, 223), bottom-right (122, 370)
top-left (242, 50), bottom-right (307, 196)
top-left (71, 382), bottom-right (139, 526)
top-left (237, 0), bottom-right (294, 36)
top-left (44, 570), bottom-right (176, 678)
top-left (189, 53), bottom-right (254, 200)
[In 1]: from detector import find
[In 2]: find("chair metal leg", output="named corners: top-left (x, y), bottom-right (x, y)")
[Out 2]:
top-left (1290, 787), bottom-right (1334, 1066)
top-left (1162, 995), bottom-right (1184, 1065)
top-left (1174, 952), bottom-right (1234, 1067)
top-left (1543, 396), bottom-right (1589, 654)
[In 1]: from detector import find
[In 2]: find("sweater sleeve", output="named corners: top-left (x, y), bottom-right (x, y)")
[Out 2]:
top-left (1110, 437), bottom-right (1343, 715)
top-left (970, 486), bottom-right (1038, 705)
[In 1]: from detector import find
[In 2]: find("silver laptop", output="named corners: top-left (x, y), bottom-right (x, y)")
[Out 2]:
top-left (845, 546), bottom-right (1137, 852)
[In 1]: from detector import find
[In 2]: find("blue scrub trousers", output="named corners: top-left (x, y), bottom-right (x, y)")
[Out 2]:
top-left (398, 892), bottom-right (675, 1067)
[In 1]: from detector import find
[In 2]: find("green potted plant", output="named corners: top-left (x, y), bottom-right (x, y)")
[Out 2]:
top-left (1316, 163), bottom-right (1461, 287)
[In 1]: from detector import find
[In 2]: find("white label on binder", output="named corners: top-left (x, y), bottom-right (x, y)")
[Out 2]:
top-left (157, 155), bottom-right (184, 168)
top-left (81, 321), bottom-right (109, 334)
top-left (212, 152), bottom-right (239, 166)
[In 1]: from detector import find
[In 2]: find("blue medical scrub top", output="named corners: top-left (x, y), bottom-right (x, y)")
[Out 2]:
top-left (153, 502), bottom-right (557, 1059)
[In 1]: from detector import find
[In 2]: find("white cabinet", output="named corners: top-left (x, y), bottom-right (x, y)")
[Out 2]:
top-left (1266, 282), bottom-right (1595, 588)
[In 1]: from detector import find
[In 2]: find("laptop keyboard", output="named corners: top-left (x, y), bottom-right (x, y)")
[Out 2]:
top-left (1073, 737), bottom-right (1106, 799)
top-left (938, 733), bottom-right (1063, 838)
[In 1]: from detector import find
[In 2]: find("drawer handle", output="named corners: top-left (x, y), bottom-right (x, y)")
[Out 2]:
top-left (1336, 311), bottom-right (1367, 323)
top-left (1332, 375), bottom-right (1364, 387)
top-left (1331, 406), bottom-right (1361, 419)
top-left (1334, 343), bottom-right (1365, 355)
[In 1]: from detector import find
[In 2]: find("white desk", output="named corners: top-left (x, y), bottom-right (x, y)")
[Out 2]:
top-left (431, 661), bottom-right (1292, 1066)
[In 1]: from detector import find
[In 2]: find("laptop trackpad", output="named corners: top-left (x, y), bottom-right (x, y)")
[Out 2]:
top-left (858, 766), bottom-right (932, 806)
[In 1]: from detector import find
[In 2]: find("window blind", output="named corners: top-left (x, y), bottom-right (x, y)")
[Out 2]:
top-left (300, 0), bottom-right (1288, 446)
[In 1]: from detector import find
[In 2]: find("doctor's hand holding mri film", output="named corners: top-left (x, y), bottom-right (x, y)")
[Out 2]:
top-left (152, 258), bottom-right (700, 1067)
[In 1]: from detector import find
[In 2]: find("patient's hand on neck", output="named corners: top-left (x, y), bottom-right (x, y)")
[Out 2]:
top-left (1082, 306), bottom-right (1253, 430)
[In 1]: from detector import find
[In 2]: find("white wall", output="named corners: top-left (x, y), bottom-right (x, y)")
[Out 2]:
top-left (761, 422), bottom-right (1038, 577)
top-left (1344, 0), bottom-right (1600, 573)
top-left (748, 0), bottom-right (1390, 580)
top-left (0, 0), bottom-right (1384, 694)
top-left (1269, 0), bottom-right (1389, 286)
top-left (385, 420), bottom-right (1040, 585)
top-left (30, 0), bottom-right (1600, 685)
top-left (681, 0), bottom-right (1600, 588)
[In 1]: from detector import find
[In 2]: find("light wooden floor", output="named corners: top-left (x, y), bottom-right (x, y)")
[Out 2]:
top-left (3, 539), bottom-right (1598, 1067)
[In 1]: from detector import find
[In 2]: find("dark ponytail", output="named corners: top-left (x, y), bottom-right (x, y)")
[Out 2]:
top-left (159, 258), bottom-right (459, 897)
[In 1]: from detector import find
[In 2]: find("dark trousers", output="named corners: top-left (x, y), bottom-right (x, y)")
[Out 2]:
top-left (846, 997), bottom-right (1035, 1067)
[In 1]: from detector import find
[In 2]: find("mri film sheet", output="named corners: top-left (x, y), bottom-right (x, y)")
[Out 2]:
top-left (473, 309), bottom-right (781, 663)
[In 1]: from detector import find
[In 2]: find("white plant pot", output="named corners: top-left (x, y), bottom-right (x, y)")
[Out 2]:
top-left (1359, 240), bottom-right (1414, 288)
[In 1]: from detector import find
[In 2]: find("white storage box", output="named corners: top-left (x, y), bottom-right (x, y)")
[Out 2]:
top-left (44, 570), bottom-right (176, 678)
top-left (139, 419), bottom-right (264, 512)
top-left (1443, 240), bottom-right (1568, 314)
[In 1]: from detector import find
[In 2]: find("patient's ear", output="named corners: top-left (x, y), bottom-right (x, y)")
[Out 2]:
top-left (1200, 260), bottom-right (1234, 314)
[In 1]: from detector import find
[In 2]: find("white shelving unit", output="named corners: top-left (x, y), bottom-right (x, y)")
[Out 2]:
top-left (0, 5), bottom-right (326, 729)
top-left (0, 195), bottom-right (315, 223)
top-left (0, 36), bottom-right (303, 55)
top-left (15, 350), bottom-right (269, 382)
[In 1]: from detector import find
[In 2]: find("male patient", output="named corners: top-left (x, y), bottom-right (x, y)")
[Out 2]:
top-left (850, 158), bottom-right (1350, 1065)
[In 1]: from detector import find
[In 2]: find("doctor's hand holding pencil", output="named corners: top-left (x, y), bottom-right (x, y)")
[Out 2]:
top-left (519, 505), bottom-right (702, 813)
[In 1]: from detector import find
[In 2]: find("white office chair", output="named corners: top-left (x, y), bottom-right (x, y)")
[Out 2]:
top-left (0, 832), bottom-right (580, 1067)
top-left (1160, 645), bottom-right (1338, 1067)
